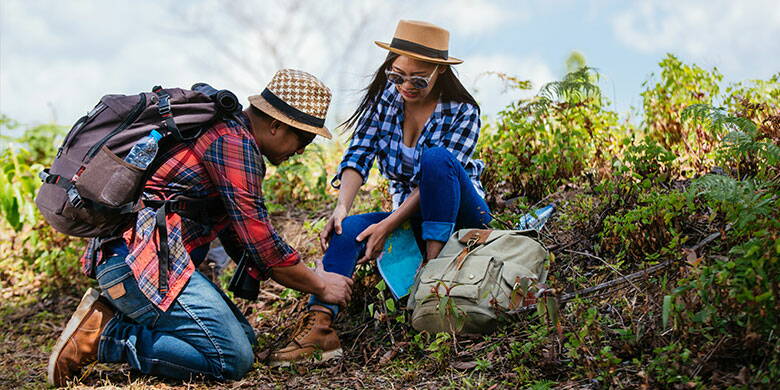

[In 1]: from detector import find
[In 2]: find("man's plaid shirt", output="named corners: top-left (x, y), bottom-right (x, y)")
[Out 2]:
top-left (333, 82), bottom-right (485, 208)
top-left (81, 113), bottom-right (300, 311)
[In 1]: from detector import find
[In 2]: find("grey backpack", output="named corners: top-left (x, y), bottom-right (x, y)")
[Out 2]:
top-left (34, 84), bottom-right (239, 292)
top-left (408, 229), bottom-right (548, 334)
top-left (35, 84), bottom-right (239, 238)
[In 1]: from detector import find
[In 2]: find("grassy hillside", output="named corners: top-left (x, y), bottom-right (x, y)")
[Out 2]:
top-left (1, 54), bottom-right (778, 389)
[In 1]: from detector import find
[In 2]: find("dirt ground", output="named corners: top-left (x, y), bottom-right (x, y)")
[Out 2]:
top-left (1, 213), bottom-right (528, 390)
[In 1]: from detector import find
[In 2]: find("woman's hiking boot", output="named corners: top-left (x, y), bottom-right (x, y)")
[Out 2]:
top-left (269, 309), bottom-right (342, 367)
top-left (47, 288), bottom-right (115, 386)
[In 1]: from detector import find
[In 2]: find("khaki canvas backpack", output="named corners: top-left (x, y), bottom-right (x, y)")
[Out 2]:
top-left (408, 229), bottom-right (548, 334)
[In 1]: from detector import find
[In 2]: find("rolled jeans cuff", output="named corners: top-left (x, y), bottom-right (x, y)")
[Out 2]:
top-left (307, 296), bottom-right (340, 317)
top-left (422, 221), bottom-right (455, 242)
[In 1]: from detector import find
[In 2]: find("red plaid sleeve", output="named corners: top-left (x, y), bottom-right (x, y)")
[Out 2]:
top-left (200, 130), bottom-right (300, 270)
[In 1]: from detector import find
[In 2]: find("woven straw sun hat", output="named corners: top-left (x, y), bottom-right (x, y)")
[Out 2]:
top-left (374, 20), bottom-right (463, 65)
top-left (249, 69), bottom-right (333, 139)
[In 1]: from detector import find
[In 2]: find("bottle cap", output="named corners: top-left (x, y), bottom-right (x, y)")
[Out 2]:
top-left (149, 129), bottom-right (162, 141)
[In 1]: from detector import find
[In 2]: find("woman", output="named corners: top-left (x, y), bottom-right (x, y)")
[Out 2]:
top-left (270, 20), bottom-right (492, 366)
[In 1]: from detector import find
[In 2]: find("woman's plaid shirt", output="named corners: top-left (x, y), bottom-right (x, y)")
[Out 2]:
top-left (333, 82), bottom-right (485, 208)
top-left (80, 113), bottom-right (300, 311)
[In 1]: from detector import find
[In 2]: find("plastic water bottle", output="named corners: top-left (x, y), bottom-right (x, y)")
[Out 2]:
top-left (125, 129), bottom-right (162, 169)
top-left (516, 204), bottom-right (555, 231)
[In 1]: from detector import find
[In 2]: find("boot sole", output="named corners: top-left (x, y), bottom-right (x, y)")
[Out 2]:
top-left (269, 348), bottom-right (343, 368)
top-left (47, 288), bottom-right (102, 386)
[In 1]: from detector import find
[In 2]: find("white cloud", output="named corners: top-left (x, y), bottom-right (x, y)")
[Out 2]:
top-left (429, 0), bottom-right (523, 36)
top-left (612, 0), bottom-right (780, 76)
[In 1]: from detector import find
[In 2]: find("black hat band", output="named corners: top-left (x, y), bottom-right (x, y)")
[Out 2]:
top-left (390, 38), bottom-right (448, 60)
top-left (261, 88), bottom-right (325, 128)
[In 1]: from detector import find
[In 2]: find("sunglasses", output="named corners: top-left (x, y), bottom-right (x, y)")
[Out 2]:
top-left (385, 65), bottom-right (439, 90)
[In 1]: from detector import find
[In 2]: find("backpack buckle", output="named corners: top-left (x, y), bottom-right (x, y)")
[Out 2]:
top-left (66, 186), bottom-right (84, 208)
top-left (155, 89), bottom-right (172, 117)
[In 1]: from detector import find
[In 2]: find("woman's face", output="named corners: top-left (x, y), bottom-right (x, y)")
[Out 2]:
top-left (390, 55), bottom-right (444, 103)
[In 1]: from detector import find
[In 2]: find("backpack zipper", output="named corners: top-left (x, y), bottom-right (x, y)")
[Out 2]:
top-left (85, 93), bottom-right (147, 160)
top-left (58, 102), bottom-right (109, 158)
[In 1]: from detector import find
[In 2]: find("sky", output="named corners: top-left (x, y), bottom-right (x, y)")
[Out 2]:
top-left (1, 0), bottom-right (778, 138)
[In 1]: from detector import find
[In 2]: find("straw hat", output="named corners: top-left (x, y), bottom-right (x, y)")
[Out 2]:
top-left (249, 69), bottom-right (333, 139)
top-left (375, 20), bottom-right (462, 65)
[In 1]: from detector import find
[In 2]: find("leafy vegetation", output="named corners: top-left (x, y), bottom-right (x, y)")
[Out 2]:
top-left (0, 53), bottom-right (778, 388)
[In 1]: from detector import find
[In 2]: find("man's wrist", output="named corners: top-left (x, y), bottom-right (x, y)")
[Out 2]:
top-left (312, 268), bottom-right (326, 297)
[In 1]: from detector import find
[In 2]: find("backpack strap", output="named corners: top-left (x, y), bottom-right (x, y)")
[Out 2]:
top-left (153, 86), bottom-right (204, 142)
top-left (39, 169), bottom-right (138, 214)
top-left (454, 229), bottom-right (492, 269)
top-left (144, 197), bottom-right (223, 296)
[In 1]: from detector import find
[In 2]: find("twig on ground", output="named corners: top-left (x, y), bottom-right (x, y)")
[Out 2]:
top-left (565, 249), bottom-right (644, 294)
top-left (508, 230), bottom-right (725, 315)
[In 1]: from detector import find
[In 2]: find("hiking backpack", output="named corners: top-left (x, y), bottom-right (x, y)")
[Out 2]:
top-left (407, 229), bottom-right (549, 334)
top-left (35, 84), bottom-right (240, 238)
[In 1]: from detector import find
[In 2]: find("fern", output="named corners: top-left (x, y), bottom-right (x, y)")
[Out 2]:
top-left (689, 174), bottom-right (775, 232)
top-left (681, 104), bottom-right (758, 136)
top-left (524, 67), bottom-right (602, 116)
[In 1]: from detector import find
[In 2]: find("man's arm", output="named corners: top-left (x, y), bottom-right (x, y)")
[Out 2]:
top-left (271, 262), bottom-right (353, 308)
top-left (201, 129), bottom-right (352, 305)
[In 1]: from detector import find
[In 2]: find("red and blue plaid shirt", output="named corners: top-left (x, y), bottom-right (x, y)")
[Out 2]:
top-left (81, 113), bottom-right (300, 311)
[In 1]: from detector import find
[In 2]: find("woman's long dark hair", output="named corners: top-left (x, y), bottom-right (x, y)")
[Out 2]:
top-left (341, 52), bottom-right (479, 132)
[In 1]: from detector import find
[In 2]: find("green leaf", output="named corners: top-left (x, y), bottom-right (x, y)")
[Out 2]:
top-left (662, 295), bottom-right (672, 329)
top-left (439, 296), bottom-right (450, 318)
top-left (368, 303), bottom-right (375, 317)
top-left (385, 298), bottom-right (396, 313)
top-left (376, 279), bottom-right (386, 292)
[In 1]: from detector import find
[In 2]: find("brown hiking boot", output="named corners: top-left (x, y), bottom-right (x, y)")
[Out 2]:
top-left (47, 288), bottom-right (115, 386)
top-left (269, 309), bottom-right (342, 367)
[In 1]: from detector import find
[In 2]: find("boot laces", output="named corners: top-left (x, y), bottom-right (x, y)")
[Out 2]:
top-left (291, 312), bottom-right (317, 343)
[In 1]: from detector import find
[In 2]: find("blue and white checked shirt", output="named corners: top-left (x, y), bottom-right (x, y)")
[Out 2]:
top-left (333, 82), bottom-right (485, 209)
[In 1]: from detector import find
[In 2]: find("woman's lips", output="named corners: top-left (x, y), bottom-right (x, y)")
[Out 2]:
top-left (400, 89), bottom-right (418, 99)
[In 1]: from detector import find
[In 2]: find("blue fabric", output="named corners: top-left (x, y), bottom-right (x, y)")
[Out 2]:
top-left (419, 147), bottom-right (492, 242)
top-left (332, 82), bottom-right (485, 209)
top-left (96, 254), bottom-right (255, 381)
top-left (311, 147), bottom-right (492, 315)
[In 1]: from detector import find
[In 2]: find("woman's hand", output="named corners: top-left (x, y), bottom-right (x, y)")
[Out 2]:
top-left (356, 220), bottom-right (392, 265)
top-left (320, 204), bottom-right (348, 252)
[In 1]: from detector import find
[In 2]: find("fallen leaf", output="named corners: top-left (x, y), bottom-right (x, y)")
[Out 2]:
top-left (451, 361), bottom-right (477, 370)
top-left (255, 349), bottom-right (270, 361)
top-left (379, 349), bottom-right (397, 365)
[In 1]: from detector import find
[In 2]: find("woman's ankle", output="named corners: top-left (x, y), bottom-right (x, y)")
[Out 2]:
top-left (310, 304), bottom-right (333, 316)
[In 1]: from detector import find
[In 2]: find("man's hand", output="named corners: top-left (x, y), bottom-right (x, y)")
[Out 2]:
top-left (320, 204), bottom-right (348, 252)
top-left (356, 220), bottom-right (391, 265)
top-left (313, 260), bottom-right (353, 309)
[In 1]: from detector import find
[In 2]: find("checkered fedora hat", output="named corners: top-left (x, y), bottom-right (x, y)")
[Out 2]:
top-left (249, 69), bottom-right (333, 139)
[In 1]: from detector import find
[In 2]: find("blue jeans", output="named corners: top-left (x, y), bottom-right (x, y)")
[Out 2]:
top-left (310, 147), bottom-right (492, 314)
top-left (96, 253), bottom-right (255, 381)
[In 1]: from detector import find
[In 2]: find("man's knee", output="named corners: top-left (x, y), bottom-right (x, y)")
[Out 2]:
top-left (220, 338), bottom-right (254, 380)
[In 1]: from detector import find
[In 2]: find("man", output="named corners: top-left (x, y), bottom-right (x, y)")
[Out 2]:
top-left (47, 69), bottom-right (353, 385)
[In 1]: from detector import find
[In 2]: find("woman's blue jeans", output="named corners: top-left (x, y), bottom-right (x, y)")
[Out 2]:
top-left (310, 147), bottom-right (492, 315)
top-left (95, 253), bottom-right (256, 381)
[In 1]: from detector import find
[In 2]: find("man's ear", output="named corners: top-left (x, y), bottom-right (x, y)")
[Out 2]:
top-left (268, 119), bottom-right (284, 136)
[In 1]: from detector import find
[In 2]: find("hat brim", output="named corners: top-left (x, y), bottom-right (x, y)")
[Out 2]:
top-left (248, 95), bottom-right (332, 139)
top-left (374, 41), bottom-right (463, 65)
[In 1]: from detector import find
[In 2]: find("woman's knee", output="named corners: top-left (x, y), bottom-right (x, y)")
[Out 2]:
top-left (332, 215), bottom-right (368, 242)
top-left (421, 147), bottom-right (456, 171)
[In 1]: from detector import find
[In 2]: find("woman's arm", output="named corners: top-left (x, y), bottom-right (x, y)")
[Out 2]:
top-left (319, 168), bottom-right (363, 250)
top-left (356, 187), bottom-right (420, 263)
